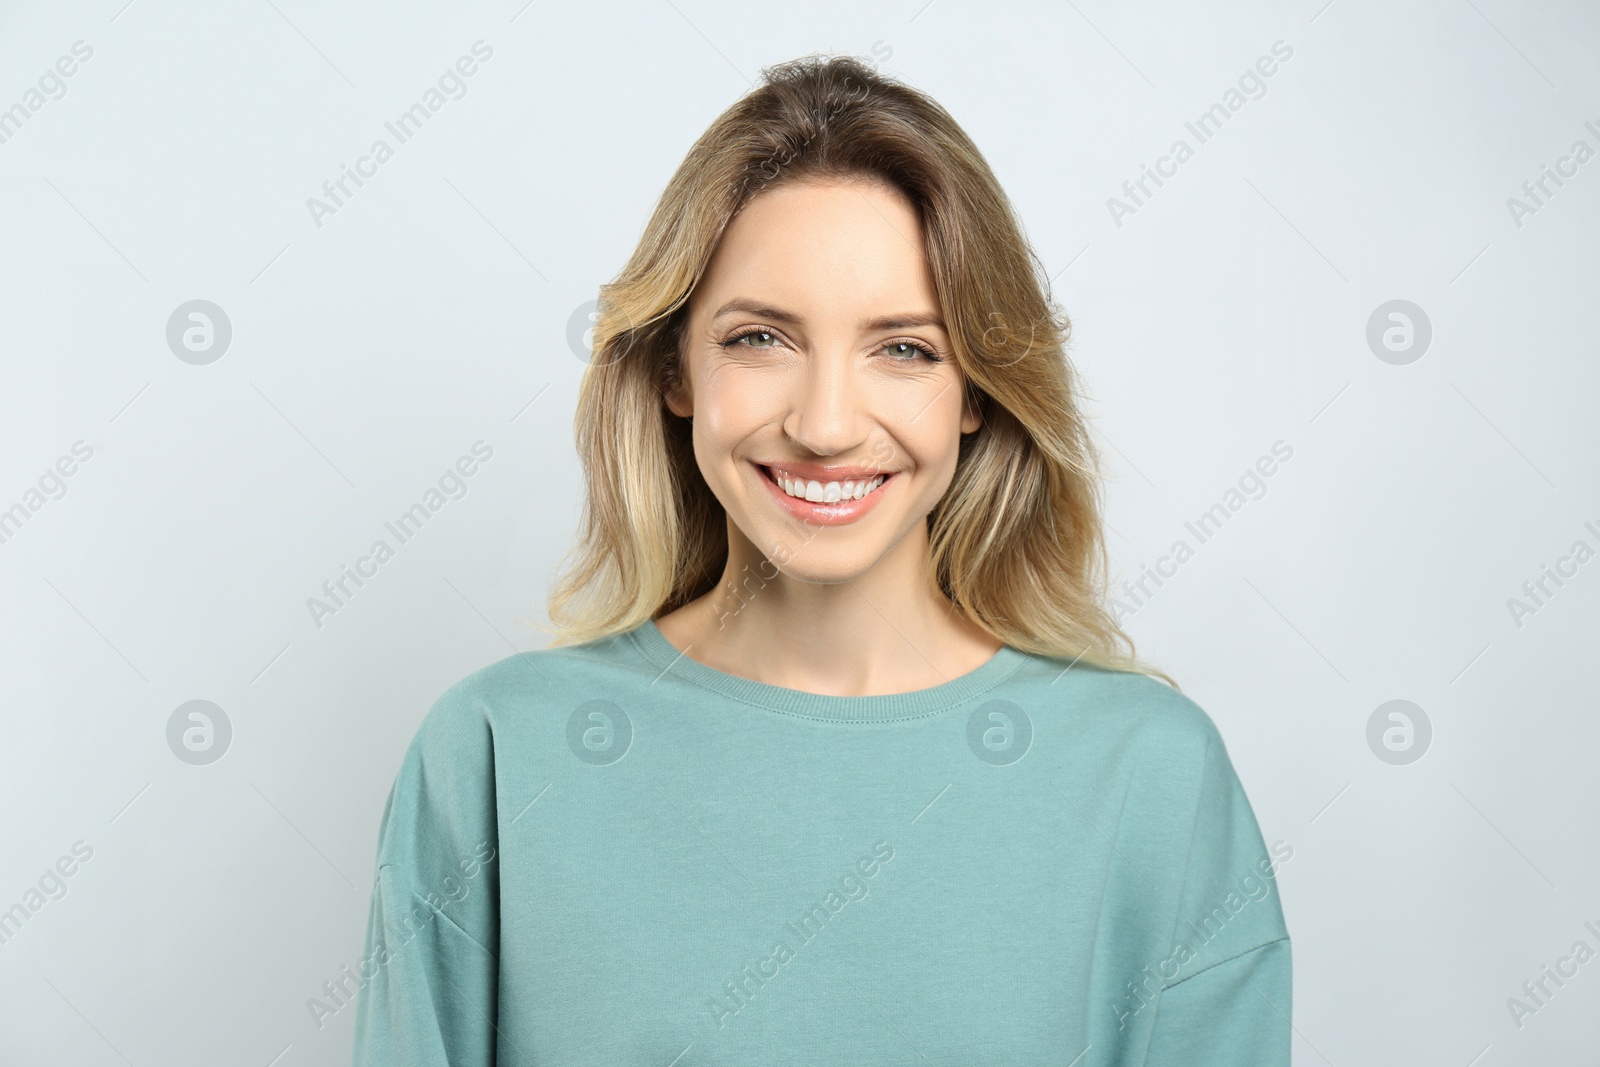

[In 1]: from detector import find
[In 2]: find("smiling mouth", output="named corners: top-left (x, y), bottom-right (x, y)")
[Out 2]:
top-left (758, 464), bottom-right (895, 504)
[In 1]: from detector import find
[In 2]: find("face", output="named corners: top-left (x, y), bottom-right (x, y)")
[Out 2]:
top-left (665, 176), bottom-right (982, 582)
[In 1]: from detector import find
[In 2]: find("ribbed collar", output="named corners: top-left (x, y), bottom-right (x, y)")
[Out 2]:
top-left (627, 618), bottom-right (1028, 723)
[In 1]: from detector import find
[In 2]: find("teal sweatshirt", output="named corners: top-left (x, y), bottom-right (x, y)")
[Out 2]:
top-left (350, 619), bottom-right (1292, 1065)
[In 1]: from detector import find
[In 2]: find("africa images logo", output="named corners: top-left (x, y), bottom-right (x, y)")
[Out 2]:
top-left (305, 41), bottom-right (494, 228)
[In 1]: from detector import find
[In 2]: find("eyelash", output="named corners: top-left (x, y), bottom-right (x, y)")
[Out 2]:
top-left (720, 326), bottom-right (944, 364)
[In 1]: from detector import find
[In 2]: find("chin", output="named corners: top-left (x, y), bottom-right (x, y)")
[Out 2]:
top-left (758, 530), bottom-right (895, 583)
top-left (772, 562), bottom-right (870, 587)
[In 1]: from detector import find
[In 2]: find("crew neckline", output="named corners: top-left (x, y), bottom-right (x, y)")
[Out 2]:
top-left (627, 617), bottom-right (1029, 722)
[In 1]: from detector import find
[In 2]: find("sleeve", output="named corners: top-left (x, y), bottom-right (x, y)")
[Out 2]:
top-left (1142, 939), bottom-right (1292, 1065)
top-left (1141, 721), bottom-right (1293, 1065)
top-left (350, 680), bottom-right (502, 1067)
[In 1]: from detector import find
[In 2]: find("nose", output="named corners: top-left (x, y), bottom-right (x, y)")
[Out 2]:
top-left (781, 347), bottom-right (866, 457)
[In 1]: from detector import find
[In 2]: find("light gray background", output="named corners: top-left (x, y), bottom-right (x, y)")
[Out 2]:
top-left (2, 0), bottom-right (1596, 1063)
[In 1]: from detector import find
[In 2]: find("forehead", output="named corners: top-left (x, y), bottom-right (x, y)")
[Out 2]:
top-left (692, 177), bottom-right (937, 318)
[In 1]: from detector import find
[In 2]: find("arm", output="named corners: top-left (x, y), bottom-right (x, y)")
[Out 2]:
top-left (1140, 720), bottom-right (1293, 1065)
top-left (351, 681), bottom-right (502, 1066)
top-left (1142, 937), bottom-right (1292, 1065)
top-left (351, 864), bottom-right (500, 1066)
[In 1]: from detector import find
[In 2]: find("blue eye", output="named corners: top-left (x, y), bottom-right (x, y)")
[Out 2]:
top-left (725, 329), bottom-right (778, 348)
top-left (721, 329), bottom-right (941, 363)
top-left (883, 340), bottom-right (941, 363)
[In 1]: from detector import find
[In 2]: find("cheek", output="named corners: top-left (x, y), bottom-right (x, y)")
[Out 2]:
top-left (688, 380), bottom-right (770, 471)
top-left (697, 375), bottom-right (781, 439)
top-left (894, 388), bottom-right (967, 466)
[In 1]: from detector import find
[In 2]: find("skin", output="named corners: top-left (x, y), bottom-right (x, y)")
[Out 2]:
top-left (654, 175), bottom-right (1002, 697)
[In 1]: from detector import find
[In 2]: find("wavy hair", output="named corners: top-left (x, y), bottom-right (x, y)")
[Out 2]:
top-left (537, 53), bottom-right (1173, 686)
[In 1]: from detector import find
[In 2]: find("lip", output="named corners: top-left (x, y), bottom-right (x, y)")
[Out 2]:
top-left (755, 459), bottom-right (890, 482)
top-left (753, 461), bottom-right (896, 526)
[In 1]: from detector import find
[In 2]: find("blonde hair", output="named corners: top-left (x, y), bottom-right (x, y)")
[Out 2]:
top-left (537, 53), bottom-right (1174, 686)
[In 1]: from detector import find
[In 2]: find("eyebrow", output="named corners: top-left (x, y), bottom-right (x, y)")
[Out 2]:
top-left (710, 298), bottom-right (946, 334)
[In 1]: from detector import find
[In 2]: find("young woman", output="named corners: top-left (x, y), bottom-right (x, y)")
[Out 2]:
top-left (352, 55), bottom-right (1291, 1066)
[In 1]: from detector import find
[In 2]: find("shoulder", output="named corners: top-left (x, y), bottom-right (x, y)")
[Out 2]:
top-left (1000, 654), bottom-right (1256, 854)
top-left (403, 631), bottom-right (651, 763)
top-left (1006, 658), bottom-right (1292, 955)
top-left (372, 635), bottom-right (646, 865)
top-left (1004, 652), bottom-right (1226, 764)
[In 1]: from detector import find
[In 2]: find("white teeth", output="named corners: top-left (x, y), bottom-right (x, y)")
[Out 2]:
top-left (770, 468), bottom-right (887, 503)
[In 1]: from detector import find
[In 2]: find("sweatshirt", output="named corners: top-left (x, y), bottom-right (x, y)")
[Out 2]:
top-left (349, 618), bottom-right (1292, 1065)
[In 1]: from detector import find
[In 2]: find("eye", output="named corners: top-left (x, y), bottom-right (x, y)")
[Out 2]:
top-left (881, 340), bottom-right (942, 363)
top-left (723, 328), bottom-right (780, 349)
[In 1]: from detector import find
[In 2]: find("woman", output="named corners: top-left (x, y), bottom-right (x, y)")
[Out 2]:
top-left (352, 54), bottom-right (1291, 1066)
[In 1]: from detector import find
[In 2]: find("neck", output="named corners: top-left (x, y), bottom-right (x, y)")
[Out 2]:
top-left (669, 517), bottom-right (1001, 697)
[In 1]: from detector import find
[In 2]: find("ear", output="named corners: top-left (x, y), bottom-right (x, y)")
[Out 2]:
top-left (662, 324), bottom-right (696, 418)
top-left (959, 387), bottom-right (983, 434)
top-left (664, 378), bottom-right (693, 420)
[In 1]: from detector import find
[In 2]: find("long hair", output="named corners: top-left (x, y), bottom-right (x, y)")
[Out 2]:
top-left (537, 53), bottom-right (1174, 686)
